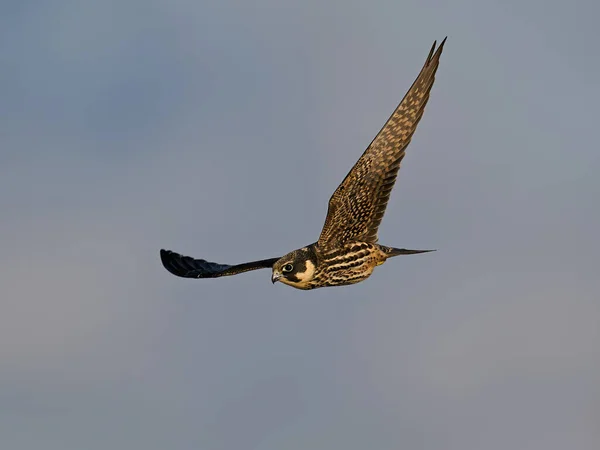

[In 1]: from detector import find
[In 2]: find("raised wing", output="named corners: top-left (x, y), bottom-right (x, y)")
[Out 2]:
top-left (318, 38), bottom-right (446, 248)
top-left (160, 249), bottom-right (279, 279)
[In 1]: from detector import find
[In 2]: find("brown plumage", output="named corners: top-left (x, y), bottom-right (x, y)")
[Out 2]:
top-left (318, 38), bottom-right (445, 248)
top-left (160, 38), bottom-right (446, 290)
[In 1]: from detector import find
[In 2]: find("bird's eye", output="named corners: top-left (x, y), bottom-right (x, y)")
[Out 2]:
top-left (282, 264), bottom-right (294, 273)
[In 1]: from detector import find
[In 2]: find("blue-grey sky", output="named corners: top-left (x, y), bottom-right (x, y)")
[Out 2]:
top-left (1, 0), bottom-right (599, 449)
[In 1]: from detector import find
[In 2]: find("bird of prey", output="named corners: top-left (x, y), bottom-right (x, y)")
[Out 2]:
top-left (161, 38), bottom-right (446, 290)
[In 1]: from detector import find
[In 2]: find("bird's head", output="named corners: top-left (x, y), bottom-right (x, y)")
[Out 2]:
top-left (271, 246), bottom-right (317, 290)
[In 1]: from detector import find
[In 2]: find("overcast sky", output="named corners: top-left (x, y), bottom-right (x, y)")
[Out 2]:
top-left (1, 0), bottom-right (599, 449)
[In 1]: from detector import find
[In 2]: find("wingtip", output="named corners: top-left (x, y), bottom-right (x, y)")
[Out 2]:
top-left (426, 37), bottom-right (447, 65)
top-left (159, 249), bottom-right (179, 273)
top-left (437, 37), bottom-right (447, 53)
top-left (434, 36), bottom-right (447, 54)
top-left (427, 40), bottom-right (437, 61)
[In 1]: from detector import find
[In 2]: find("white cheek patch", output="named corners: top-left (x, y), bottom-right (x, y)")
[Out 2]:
top-left (294, 260), bottom-right (316, 283)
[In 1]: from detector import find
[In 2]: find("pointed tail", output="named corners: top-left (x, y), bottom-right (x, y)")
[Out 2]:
top-left (381, 246), bottom-right (436, 257)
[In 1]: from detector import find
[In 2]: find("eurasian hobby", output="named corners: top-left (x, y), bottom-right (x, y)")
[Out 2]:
top-left (161, 38), bottom-right (446, 290)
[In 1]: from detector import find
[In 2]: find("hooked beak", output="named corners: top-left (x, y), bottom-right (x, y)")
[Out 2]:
top-left (271, 271), bottom-right (281, 284)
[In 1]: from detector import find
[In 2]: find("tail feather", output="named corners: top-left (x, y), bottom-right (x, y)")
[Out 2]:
top-left (381, 246), bottom-right (436, 257)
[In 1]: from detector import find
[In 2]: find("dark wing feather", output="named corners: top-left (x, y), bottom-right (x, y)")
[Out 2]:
top-left (318, 38), bottom-right (446, 248)
top-left (160, 249), bottom-right (279, 279)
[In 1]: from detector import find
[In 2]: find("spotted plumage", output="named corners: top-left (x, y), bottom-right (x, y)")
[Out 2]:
top-left (161, 38), bottom-right (446, 290)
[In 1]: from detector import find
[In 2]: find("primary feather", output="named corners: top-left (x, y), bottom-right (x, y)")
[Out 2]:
top-left (160, 249), bottom-right (279, 279)
top-left (318, 38), bottom-right (446, 248)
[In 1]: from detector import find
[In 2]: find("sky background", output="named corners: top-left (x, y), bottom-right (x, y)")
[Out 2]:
top-left (1, 0), bottom-right (599, 449)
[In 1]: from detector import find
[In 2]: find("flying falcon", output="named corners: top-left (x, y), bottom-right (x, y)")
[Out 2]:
top-left (161, 38), bottom-right (446, 290)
